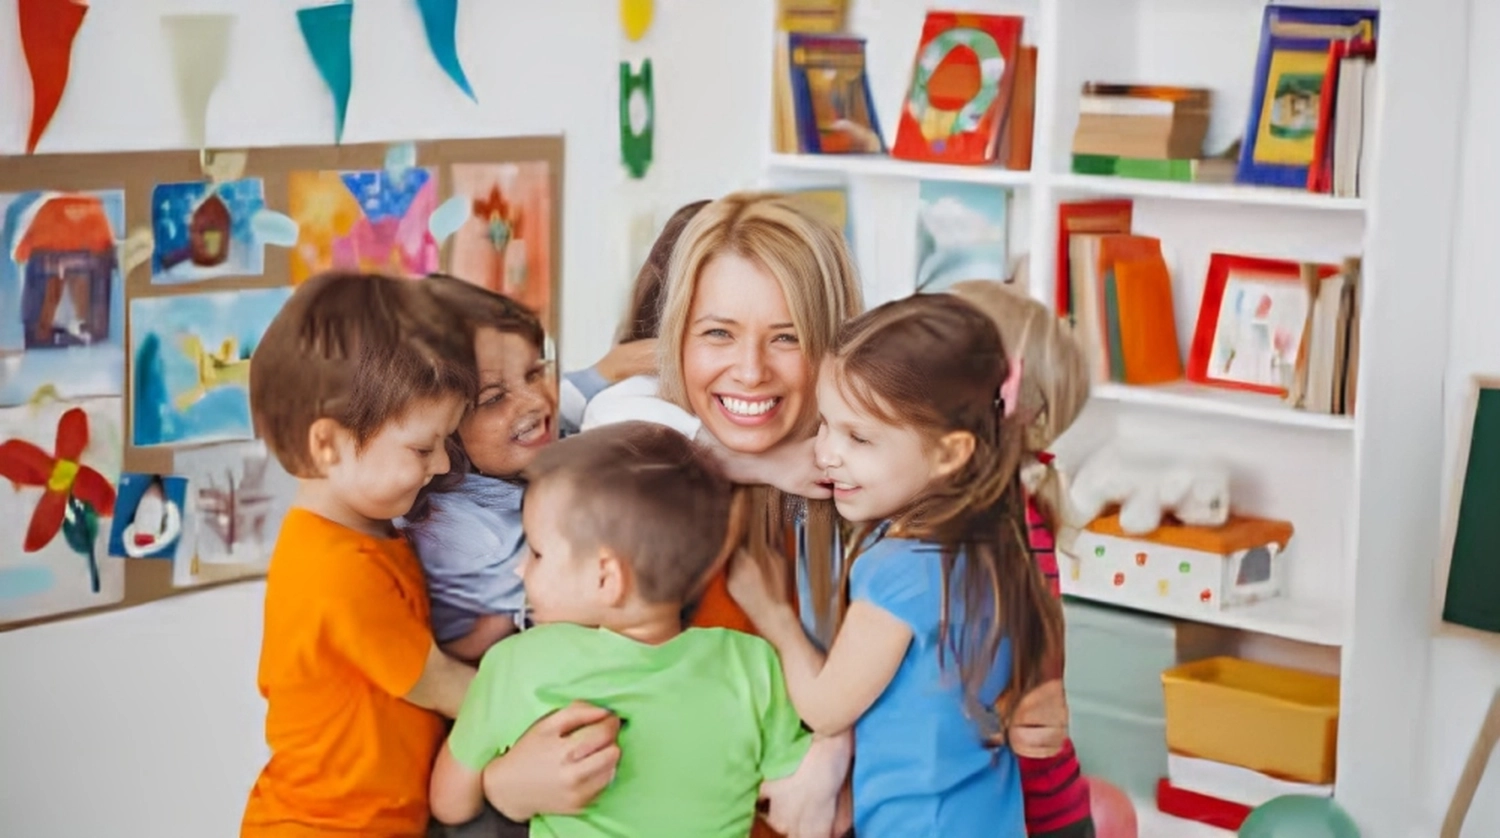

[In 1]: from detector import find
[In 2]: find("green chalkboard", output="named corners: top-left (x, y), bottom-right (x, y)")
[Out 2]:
top-left (1444, 380), bottom-right (1500, 633)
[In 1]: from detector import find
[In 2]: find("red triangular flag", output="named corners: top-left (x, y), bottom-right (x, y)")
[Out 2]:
top-left (20, 0), bottom-right (89, 154)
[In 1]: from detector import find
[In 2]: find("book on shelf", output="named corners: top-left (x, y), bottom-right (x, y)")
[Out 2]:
top-left (1068, 233), bottom-right (1184, 386)
top-left (1056, 199), bottom-right (1134, 321)
top-left (1308, 39), bottom-right (1377, 197)
top-left (772, 32), bottom-right (884, 155)
top-left (1071, 153), bottom-right (1237, 184)
top-left (1236, 4), bottom-right (1380, 189)
top-left (998, 45), bottom-right (1038, 170)
top-left (776, 0), bottom-right (848, 33)
top-left (891, 11), bottom-right (1025, 166)
top-left (1072, 83), bottom-right (1212, 161)
top-left (1286, 256), bottom-right (1361, 415)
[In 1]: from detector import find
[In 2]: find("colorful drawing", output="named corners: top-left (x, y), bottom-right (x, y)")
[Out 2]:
top-left (914, 180), bottom-right (1009, 292)
top-left (150, 178), bottom-right (267, 283)
top-left (0, 190), bottom-right (126, 408)
top-left (288, 168), bottom-right (439, 283)
top-left (1254, 52), bottom-right (1327, 160)
top-left (107, 473), bottom-right (188, 560)
top-left (1208, 275), bottom-right (1309, 393)
top-left (0, 396), bottom-right (124, 626)
top-left (174, 440), bottom-right (294, 583)
top-left (449, 162), bottom-right (554, 331)
top-left (130, 287), bottom-right (292, 447)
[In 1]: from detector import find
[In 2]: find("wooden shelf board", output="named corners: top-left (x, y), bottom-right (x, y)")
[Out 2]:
top-left (1051, 172), bottom-right (1366, 212)
top-left (1062, 589), bottom-right (1347, 647)
top-left (1091, 381), bottom-right (1356, 431)
top-left (766, 153), bottom-right (1034, 186)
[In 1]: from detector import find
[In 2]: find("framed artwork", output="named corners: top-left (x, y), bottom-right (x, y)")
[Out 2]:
top-left (1187, 253), bottom-right (1338, 396)
top-left (1236, 5), bottom-right (1379, 187)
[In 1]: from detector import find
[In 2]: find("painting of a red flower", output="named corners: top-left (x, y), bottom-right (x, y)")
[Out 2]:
top-left (0, 407), bottom-right (116, 592)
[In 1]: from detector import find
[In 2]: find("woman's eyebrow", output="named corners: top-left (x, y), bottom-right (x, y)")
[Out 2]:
top-left (692, 314), bottom-right (738, 326)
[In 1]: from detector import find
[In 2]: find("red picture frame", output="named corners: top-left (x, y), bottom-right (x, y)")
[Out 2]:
top-left (1188, 253), bottom-right (1340, 396)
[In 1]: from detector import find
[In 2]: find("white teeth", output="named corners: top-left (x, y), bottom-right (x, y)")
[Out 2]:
top-left (721, 396), bottom-right (778, 417)
top-left (513, 417), bottom-right (543, 441)
top-left (833, 482), bottom-right (856, 491)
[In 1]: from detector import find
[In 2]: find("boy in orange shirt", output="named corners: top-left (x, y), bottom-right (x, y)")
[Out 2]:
top-left (240, 271), bottom-right (482, 837)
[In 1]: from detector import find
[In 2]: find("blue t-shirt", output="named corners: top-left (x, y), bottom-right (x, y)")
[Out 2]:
top-left (400, 473), bottom-right (527, 644)
top-left (845, 531), bottom-right (1025, 837)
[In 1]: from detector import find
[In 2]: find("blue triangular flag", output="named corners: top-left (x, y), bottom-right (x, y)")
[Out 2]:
top-left (297, 3), bottom-right (355, 143)
top-left (415, 0), bottom-right (476, 101)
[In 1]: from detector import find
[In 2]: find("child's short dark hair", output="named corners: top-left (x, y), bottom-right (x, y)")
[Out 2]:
top-left (524, 421), bottom-right (732, 606)
top-left (250, 271), bottom-right (477, 477)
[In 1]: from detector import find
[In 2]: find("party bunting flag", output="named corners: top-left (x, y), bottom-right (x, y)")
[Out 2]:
top-left (19, 0), bottom-right (89, 154)
top-left (620, 0), bottom-right (654, 41)
top-left (415, 0), bottom-right (476, 101)
top-left (161, 14), bottom-right (235, 150)
top-left (297, 2), bottom-right (355, 144)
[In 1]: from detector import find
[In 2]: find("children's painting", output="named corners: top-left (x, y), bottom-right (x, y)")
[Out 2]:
top-left (449, 162), bottom-right (554, 332)
top-left (130, 287), bottom-right (292, 447)
top-left (0, 396), bottom-right (124, 626)
top-left (107, 473), bottom-right (189, 560)
top-left (288, 167), bottom-right (440, 283)
top-left (150, 178), bottom-right (267, 283)
top-left (914, 180), bottom-right (1009, 292)
top-left (0, 190), bottom-right (125, 408)
top-left (1204, 267), bottom-right (1309, 394)
top-left (173, 440), bottom-right (294, 586)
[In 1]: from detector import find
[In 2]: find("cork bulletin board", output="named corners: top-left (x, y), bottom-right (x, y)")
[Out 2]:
top-left (0, 135), bottom-right (564, 631)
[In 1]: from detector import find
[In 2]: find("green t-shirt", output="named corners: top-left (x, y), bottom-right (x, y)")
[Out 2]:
top-left (448, 623), bottom-right (812, 838)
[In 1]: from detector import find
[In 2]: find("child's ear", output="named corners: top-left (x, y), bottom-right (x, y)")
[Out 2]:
top-left (307, 418), bottom-right (346, 474)
top-left (932, 430), bottom-right (977, 479)
top-left (596, 548), bottom-right (630, 607)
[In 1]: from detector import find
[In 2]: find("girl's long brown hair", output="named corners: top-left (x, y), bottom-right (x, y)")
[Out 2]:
top-left (830, 294), bottom-right (1065, 743)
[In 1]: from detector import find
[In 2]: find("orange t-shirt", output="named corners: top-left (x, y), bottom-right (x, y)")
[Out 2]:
top-left (241, 508), bottom-right (444, 838)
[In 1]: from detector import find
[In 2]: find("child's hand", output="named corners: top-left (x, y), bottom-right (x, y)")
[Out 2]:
top-left (758, 733), bottom-right (853, 838)
top-left (1006, 678), bottom-right (1070, 759)
top-left (727, 547), bottom-right (793, 629)
top-left (701, 431), bottom-right (830, 500)
top-left (595, 338), bottom-right (658, 383)
top-left (481, 701), bottom-right (622, 821)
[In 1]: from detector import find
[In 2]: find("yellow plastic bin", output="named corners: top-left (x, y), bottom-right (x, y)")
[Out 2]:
top-left (1161, 656), bottom-right (1340, 785)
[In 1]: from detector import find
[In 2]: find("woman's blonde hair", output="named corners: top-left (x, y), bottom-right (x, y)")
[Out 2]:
top-left (657, 191), bottom-right (865, 639)
top-left (948, 281), bottom-right (1090, 542)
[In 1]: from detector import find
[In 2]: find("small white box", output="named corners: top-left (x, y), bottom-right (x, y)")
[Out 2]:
top-left (1060, 513), bottom-right (1295, 611)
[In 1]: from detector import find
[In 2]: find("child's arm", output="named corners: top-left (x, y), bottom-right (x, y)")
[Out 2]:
top-left (404, 643), bottom-right (477, 718)
top-left (440, 613), bottom-right (518, 665)
top-left (756, 602), bottom-right (911, 735)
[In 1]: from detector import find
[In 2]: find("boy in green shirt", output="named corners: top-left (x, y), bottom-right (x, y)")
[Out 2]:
top-left (429, 421), bottom-right (812, 837)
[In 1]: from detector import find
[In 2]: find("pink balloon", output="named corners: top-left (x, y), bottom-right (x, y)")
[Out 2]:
top-left (1087, 776), bottom-right (1140, 838)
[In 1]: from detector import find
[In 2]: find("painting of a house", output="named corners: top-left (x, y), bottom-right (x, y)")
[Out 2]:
top-left (13, 194), bottom-right (116, 350)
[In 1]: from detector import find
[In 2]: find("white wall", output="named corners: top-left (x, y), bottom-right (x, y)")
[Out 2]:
top-left (0, 1), bottom-right (768, 835)
top-left (1425, 1), bottom-right (1500, 833)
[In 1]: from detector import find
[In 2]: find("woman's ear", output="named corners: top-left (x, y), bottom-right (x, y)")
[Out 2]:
top-left (307, 417), bottom-right (345, 475)
top-left (932, 430), bottom-right (977, 479)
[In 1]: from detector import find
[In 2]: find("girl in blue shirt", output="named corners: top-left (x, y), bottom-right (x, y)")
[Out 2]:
top-left (728, 293), bottom-right (1066, 837)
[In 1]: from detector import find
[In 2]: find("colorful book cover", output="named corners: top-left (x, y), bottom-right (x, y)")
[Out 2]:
top-left (787, 33), bottom-right (885, 154)
top-left (914, 180), bottom-right (1009, 292)
top-left (1237, 5), bottom-right (1379, 187)
top-left (891, 12), bottom-right (1024, 165)
top-left (1056, 199), bottom-right (1133, 319)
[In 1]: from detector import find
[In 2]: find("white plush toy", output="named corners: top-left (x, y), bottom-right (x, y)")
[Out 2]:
top-left (1067, 443), bottom-right (1232, 535)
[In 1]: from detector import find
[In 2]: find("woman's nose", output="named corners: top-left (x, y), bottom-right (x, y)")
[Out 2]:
top-left (731, 343), bottom-right (768, 385)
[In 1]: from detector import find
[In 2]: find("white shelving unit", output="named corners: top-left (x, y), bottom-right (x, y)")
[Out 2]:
top-left (758, 1), bottom-right (1465, 836)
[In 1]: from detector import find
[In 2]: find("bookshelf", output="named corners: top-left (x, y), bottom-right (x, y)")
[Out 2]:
top-left (758, 1), bottom-right (1466, 836)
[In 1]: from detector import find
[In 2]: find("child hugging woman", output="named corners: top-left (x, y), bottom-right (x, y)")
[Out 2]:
top-left (726, 293), bottom-right (1068, 836)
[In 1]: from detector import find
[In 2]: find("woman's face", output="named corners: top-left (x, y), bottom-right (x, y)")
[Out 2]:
top-left (458, 327), bottom-right (557, 478)
top-left (681, 253), bottom-right (811, 454)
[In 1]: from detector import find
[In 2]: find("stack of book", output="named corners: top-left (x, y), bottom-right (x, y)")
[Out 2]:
top-left (1071, 84), bottom-right (1233, 183)
top-left (1286, 257), bottom-right (1361, 416)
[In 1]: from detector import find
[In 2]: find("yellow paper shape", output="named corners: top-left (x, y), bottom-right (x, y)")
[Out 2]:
top-left (620, 0), bottom-right (653, 40)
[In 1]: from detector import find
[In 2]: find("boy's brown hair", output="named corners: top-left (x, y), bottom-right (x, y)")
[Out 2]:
top-left (250, 271), bottom-right (477, 477)
top-left (524, 421), bottom-right (735, 606)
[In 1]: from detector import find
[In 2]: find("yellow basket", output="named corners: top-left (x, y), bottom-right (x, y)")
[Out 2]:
top-left (1161, 656), bottom-right (1341, 785)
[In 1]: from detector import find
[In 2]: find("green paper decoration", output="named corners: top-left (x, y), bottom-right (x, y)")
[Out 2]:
top-left (619, 59), bottom-right (655, 179)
